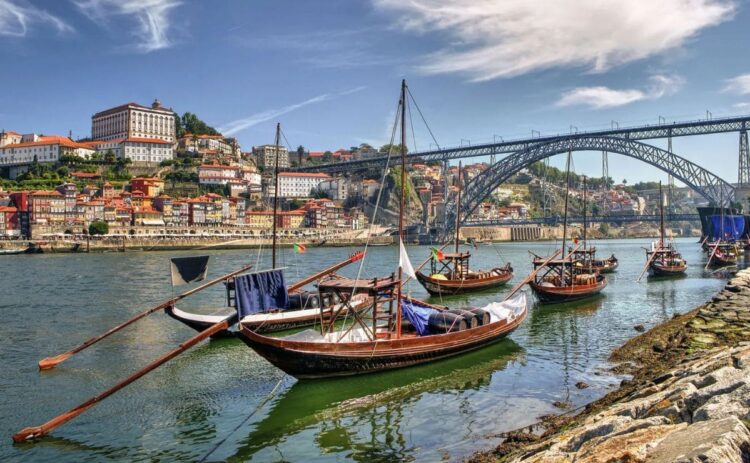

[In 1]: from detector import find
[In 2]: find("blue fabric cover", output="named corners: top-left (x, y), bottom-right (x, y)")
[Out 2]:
top-left (401, 299), bottom-right (439, 336)
top-left (235, 270), bottom-right (289, 318)
top-left (710, 215), bottom-right (745, 241)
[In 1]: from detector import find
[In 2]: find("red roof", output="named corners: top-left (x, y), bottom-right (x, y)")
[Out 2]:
top-left (0, 206), bottom-right (17, 212)
top-left (123, 137), bottom-right (172, 145)
top-left (2, 136), bottom-right (93, 150)
top-left (278, 172), bottom-right (331, 178)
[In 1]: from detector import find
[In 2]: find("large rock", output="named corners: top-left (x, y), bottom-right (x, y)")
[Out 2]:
top-left (646, 416), bottom-right (750, 463)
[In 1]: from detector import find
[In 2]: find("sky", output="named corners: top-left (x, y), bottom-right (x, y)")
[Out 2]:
top-left (1, 0), bottom-right (750, 184)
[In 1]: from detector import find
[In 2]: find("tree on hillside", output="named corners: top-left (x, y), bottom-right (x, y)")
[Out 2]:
top-left (179, 112), bottom-right (219, 138)
top-left (379, 144), bottom-right (408, 155)
top-left (322, 151), bottom-right (333, 163)
top-left (104, 150), bottom-right (116, 163)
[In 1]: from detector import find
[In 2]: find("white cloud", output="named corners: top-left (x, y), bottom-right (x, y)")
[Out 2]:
top-left (73, 0), bottom-right (181, 52)
top-left (372, 0), bottom-right (735, 81)
top-left (723, 74), bottom-right (750, 95)
top-left (557, 74), bottom-right (684, 109)
top-left (0, 0), bottom-right (72, 37)
top-left (219, 87), bottom-right (367, 136)
top-left (734, 102), bottom-right (750, 109)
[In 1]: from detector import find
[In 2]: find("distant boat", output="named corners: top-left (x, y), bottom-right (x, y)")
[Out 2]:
top-left (0, 248), bottom-right (27, 255)
top-left (644, 183), bottom-right (687, 278)
top-left (529, 155), bottom-right (607, 304)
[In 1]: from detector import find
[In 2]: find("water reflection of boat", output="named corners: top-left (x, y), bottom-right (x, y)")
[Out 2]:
top-left (227, 339), bottom-right (523, 461)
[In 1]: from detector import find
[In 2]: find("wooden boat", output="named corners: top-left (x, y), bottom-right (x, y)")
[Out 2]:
top-left (236, 80), bottom-right (529, 379)
top-left (0, 248), bottom-right (27, 255)
top-left (528, 162), bottom-right (607, 304)
top-left (414, 161), bottom-right (513, 296)
top-left (641, 182), bottom-right (688, 278)
top-left (706, 242), bottom-right (738, 267)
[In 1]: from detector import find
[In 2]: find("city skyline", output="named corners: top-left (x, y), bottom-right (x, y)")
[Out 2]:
top-left (1, 0), bottom-right (750, 183)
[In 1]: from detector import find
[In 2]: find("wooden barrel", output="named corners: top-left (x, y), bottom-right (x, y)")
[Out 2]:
top-left (448, 308), bottom-right (480, 328)
top-left (428, 312), bottom-right (468, 333)
top-left (462, 307), bottom-right (491, 325)
top-left (288, 291), bottom-right (320, 309)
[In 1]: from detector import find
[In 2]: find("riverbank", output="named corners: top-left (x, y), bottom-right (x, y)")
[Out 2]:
top-left (470, 268), bottom-right (750, 463)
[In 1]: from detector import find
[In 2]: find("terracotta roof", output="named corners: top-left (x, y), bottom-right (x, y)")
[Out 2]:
top-left (71, 172), bottom-right (101, 178)
top-left (30, 190), bottom-right (63, 196)
top-left (124, 137), bottom-right (172, 145)
top-left (1, 136), bottom-right (94, 150)
top-left (0, 206), bottom-right (17, 212)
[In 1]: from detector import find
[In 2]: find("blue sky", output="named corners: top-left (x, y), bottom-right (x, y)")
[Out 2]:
top-left (1, 0), bottom-right (750, 183)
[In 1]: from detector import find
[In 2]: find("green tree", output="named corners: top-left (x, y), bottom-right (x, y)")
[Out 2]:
top-left (322, 151), bottom-right (333, 163)
top-left (89, 220), bottom-right (109, 235)
top-left (180, 112), bottom-right (219, 137)
top-left (56, 166), bottom-right (70, 178)
top-left (104, 150), bottom-right (116, 163)
top-left (379, 144), bottom-right (408, 155)
top-left (598, 222), bottom-right (610, 236)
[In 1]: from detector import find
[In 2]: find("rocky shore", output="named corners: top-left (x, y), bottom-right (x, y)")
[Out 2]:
top-left (471, 268), bottom-right (750, 463)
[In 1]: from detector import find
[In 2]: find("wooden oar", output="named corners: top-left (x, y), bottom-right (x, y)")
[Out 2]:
top-left (403, 242), bottom-right (450, 285)
top-left (705, 242), bottom-right (721, 271)
top-left (637, 248), bottom-right (660, 282)
top-left (14, 315), bottom-right (237, 443)
top-left (38, 263), bottom-right (254, 370)
top-left (502, 248), bottom-right (562, 301)
top-left (287, 251), bottom-right (365, 293)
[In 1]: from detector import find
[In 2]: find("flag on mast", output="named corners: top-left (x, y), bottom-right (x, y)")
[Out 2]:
top-left (293, 243), bottom-right (306, 254)
top-left (399, 239), bottom-right (416, 279)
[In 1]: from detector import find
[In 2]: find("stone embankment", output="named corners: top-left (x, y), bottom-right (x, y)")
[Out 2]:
top-left (473, 269), bottom-right (750, 463)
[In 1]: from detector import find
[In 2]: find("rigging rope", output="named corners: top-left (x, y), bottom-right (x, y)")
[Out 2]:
top-left (198, 377), bottom-right (285, 462)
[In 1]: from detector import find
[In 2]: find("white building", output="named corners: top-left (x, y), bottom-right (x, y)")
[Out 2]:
top-left (276, 172), bottom-right (332, 198)
top-left (0, 135), bottom-right (95, 171)
top-left (318, 177), bottom-right (348, 201)
top-left (0, 130), bottom-right (22, 147)
top-left (91, 99), bottom-right (176, 143)
top-left (89, 137), bottom-right (173, 164)
top-left (253, 145), bottom-right (289, 170)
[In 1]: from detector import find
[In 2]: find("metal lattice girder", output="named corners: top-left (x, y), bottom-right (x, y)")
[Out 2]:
top-left (296, 114), bottom-right (750, 174)
top-left (448, 136), bottom-right (733, 229)
top-left (464, 213), bottom-right (700, 227)
top-left (739, 130), bottom-right (749, 187)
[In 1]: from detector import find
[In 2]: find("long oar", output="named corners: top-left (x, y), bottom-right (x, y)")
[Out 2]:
top-left (403, 242), bottom-right (450, 285)
top-left (38, 263), bottom-right (254, 370)
top-left (287, 251), bottom-right (365, 293)
top-left (637, 249), bottom-right (661, 282)
top-left (14, 315), bottom-right (237, 443)
top-left (704, 242), bottom-right (721, 271)
top-left (502, 248), bottom-right (562, 301)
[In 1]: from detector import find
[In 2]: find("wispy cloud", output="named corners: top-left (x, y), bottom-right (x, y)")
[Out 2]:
top-left (0, 0), bottom-right (72, 37)
top-left (373, 0), bottom-right (735, 81)
top-left (734, 102), bottom-right (750, 109)
top-left (73, 0), bottom-right (181, 52)
top-left (723, 73), bottom-right (750, 95)
top-left (219, 87), bottom-right (367, 136)
top-left (237, 28), bottom-right (401, 70)
top-left (556, 74), bottom-right (684, 109)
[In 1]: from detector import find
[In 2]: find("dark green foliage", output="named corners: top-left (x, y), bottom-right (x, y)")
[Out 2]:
top-left (177, 112), bottom-right (219, 138)
top-left (88, 220), bottom-right (109, 235)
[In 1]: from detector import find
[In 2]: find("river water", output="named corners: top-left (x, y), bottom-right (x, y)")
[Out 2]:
top-left (0, 238), bottom-right (730, 462)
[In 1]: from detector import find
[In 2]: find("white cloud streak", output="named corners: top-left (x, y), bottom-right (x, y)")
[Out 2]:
top-left (373, 0), bottom-right (735, 81)
top-left (219, 87), bottom-right (367, 136)
top-left (556, 74), bottom-right (684, 109)
top-left (73, 0), bottom-right (181, 52)
top-left (723, 74), bottom-right (750, 95)
top-left (0, 0), bottom-right (72, 37)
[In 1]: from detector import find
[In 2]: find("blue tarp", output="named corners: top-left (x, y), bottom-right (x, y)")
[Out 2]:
top-left (401, 299), bottom-right (439, 336)
top-left (235, 270), bottom-right (289, 318)
top-left (709, 215), bottom-right (745, 241)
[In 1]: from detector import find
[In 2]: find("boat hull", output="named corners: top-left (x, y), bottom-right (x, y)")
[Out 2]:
top-left (165, 307), bottom-right (237, 338)
top-left (530, 278), bottom-right (607, 304)
top-left (648, 263), bottom-right (687, 277)
top-left (415, 270), bottom-right (512, 296)
top-left (237, 302), bottom-right (527, 379)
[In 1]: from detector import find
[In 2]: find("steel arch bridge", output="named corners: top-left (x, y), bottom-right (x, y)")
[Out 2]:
top-left (448, 136), bottom-right (734, 230)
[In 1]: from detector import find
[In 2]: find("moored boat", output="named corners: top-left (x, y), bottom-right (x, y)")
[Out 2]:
top-left (643, 182), bottom-right (688, 278)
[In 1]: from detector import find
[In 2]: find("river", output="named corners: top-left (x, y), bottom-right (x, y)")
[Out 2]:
top-left (0, 238), bottom-right (730, 462)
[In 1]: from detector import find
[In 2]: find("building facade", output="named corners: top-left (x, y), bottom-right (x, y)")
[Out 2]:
top-left (91, 99), bottom-right (176, 143)
top-left (277, 172), bottom-right (332, 198)
top-left (253, 145), bottom-right (289, 170)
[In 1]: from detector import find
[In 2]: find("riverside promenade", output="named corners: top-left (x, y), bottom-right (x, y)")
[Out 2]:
top-left (472, 268), bottom-right (750, 463)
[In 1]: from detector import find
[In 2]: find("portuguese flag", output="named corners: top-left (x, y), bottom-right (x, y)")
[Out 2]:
top-left (431, 247), bottom-right (445, 261)
top-left (294, 243), bottom-right (306, 254)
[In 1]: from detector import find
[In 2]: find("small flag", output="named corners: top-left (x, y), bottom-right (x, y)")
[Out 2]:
top-left (431, 247), bottom-right (445, 261)
top-left (294, 243), bottom-right (306, 254)
top-left (574, 237), bottom-right (579, 244)
top-left (400, 239), bottom-right (416, 279)
top-left (170, 256), bottom-right (210, 286)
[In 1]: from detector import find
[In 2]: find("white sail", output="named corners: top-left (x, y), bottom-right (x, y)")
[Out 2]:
top-left (399, 239), bottom-right (416, 279)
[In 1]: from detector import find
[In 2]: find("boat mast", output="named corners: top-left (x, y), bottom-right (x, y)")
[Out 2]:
top-left (455, 161), bottom-right (462, 253)
top-left (659, 181), bottom-right (665, 247)
top-left (396, 79), bottom-right (407, 338)
top-left (561, 150), bottom-right (572, 278)
top-left (582, 175), bottom-right (587, 252)
top-left (272, 122), bottom-right (281, 269)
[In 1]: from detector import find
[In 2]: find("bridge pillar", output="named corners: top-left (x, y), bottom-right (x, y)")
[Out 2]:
top-left (739, 130), bottom-right (750, 210)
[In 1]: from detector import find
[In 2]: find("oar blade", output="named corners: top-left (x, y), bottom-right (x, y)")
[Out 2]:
top-left (12, 426), bottom-right (43, 443)
top-left (38, 353), bottom-right (73, 370)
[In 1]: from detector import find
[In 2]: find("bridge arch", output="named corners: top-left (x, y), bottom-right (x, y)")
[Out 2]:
top-left (452, 136), bottom-right (734, 226)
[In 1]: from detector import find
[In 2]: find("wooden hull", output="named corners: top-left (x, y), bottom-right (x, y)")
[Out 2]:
top-left (648, 262), bottom-right (687, 277)
top-left (530, 278), bottom-right (607, 304)
top-left (415, 269), bottom-right (512, 295)
top-left (591, 260), bottom-right (618, 274)
top-left (165, 307), bottom-right (237, 338)
top-left (237, 298), bottom-right (527, 379)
